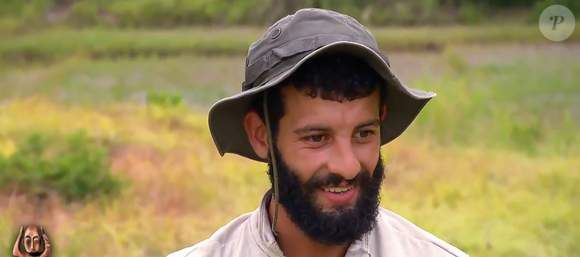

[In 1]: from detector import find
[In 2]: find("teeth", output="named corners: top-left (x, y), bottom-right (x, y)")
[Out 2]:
top-left (322, 186), bottom-right (353, 193)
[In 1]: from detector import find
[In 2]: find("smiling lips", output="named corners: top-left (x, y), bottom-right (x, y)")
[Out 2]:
top-left (320, 185), bottom-right (357, 204)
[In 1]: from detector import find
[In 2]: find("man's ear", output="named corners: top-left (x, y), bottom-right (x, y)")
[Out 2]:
top-left (243, 111), bottom-right (270, 159)
top-left (380, 105), bottom-right (387, 121)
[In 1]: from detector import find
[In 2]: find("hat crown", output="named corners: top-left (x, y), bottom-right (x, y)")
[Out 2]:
top-left (243, 8), bottom-right (380, 90)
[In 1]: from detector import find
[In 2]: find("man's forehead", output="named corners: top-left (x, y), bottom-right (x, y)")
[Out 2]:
top-left (280, 86), bottom-right (380, 128)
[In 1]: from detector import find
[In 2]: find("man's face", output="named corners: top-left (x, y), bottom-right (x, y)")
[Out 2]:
top-left (270, 85), bottom-right (385, 245)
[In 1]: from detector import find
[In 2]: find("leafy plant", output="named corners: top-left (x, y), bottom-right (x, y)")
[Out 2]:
top-left (146, 90), bottom-right (189, 124)
top-left (0, 129), bottom-right (127, 204)
top-left (146, 90), bottom-right (184, 108)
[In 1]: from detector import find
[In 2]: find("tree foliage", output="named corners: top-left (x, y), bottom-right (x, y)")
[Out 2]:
top-left (0, 0), bottom-right (577, 31)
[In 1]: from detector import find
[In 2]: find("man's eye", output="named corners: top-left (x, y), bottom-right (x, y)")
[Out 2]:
top-left (306, 135), bottom-right (325, 143)
top-left (356, 130), bottom-right (374, 138)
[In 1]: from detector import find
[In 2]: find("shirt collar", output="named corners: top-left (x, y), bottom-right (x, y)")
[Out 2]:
top-left (249, 190), bottom-right (372, 257)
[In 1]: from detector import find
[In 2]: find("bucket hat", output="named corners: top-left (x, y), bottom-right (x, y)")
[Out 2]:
top-left (208, 8), bottom-right (436, 163)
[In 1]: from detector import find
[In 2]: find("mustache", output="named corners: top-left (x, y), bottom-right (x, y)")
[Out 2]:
top-left (304, 170), bottom-right (372, 189)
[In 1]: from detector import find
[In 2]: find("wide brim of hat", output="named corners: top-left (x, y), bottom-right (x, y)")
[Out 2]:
top-left (207, 41), bottom-right (436, 163)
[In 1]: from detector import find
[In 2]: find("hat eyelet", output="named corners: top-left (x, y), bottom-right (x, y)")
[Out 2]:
top-left (270, 27), bottom-right (282, 39)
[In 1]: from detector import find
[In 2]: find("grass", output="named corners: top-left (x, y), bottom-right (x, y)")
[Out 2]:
top-left (0, 41), bottom-right (579, 256)
top-left (0, 55), bottom-right (242, 108)
top-left (1, 24), bottom-right (579, 65)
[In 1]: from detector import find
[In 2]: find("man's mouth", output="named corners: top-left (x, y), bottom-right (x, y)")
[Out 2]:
top-left (319, 185), bottom-right (357, 204)
top-left (321, 185), bottom-right (354, 194)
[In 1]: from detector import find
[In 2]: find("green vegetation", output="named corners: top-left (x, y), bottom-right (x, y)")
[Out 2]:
top-left (1, 0), bottom-right (578, 31)
top-left (0, 42), bottom-right (578, 256)
top-left (3, 25), bottom-right (579, 66)
top-left (1, 0), bottom-right (578, 66)
top-left (412, 49), bottom-right (580, 156)
top-left (0, 0), bottom-right (578, 255)
top-left (0, 130), bottom-right (126, 204)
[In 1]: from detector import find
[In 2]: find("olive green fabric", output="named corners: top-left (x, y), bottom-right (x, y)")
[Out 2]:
top-left (207, 8), bottom-right (436, 162)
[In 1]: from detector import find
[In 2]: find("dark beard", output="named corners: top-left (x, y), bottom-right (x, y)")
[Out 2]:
top-left (267, 145), bottom-right (386, 246)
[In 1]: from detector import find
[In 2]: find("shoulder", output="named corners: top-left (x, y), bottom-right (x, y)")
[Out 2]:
top-left (375, 208), bottom-right (470, 257)
top-left (165, 212), bottom-right (254, 257)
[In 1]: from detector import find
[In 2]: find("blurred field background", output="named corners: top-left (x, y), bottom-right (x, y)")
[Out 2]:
top-left (0, 0), bottom-right (579, 256)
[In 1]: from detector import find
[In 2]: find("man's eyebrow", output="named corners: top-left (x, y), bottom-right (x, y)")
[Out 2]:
top-left (293, 119), bottom-right (380, 134)
top-left (356, 119), bottom-right (380, 129)
top-left (293, 125), bottom-right (329, 135)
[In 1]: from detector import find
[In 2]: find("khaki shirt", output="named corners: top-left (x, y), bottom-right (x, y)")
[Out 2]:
top-left (167, 191), bottom-right (469, 257)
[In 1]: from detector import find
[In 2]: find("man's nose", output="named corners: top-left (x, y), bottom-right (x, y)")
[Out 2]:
top-left (327, 139), bottom-right (361, 180)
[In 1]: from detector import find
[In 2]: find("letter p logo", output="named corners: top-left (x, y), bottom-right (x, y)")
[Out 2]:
top-left (539, 5), bottom-right (575, 42)
top-left (550, 16), bottom-right (565, 30)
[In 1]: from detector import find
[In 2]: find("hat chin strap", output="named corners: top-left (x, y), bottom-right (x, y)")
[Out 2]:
top-left (263, 91), bottom-right (281, 237)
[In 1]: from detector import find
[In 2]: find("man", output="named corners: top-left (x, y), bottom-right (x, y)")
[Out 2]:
top-left (167, 8), bottom-right (469, 257)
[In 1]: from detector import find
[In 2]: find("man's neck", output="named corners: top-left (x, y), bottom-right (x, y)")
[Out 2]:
top-left (267, 196), bottom-right (351, 257)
